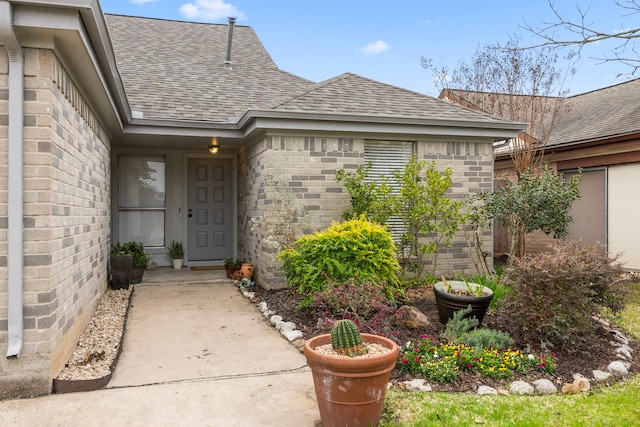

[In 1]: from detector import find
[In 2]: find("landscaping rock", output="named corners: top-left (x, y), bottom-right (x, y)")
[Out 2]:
top-left (282, 329), bottom-right (304, 342)
top-left (392, 305), bottom-right (430, 329)
top-left (477, 385), bottom-right (498, 395)
top-left (533, 379), bottom-right (558, 395)
top-left (270, 315), bottom-right (283, 326)
top-left (276, 321), bottom-right (297, 333)
top-left (608, 360), bottom-right (629, 378)
top-left (610, 331), bottom-right (629, 346)
top-left (510, 381), bottom-right (535, 395)
top-left (615, 346), bottom-right (633, 361)
top-left (592, 370), bottom-right (612, 382)
top-left (402, 379), bottom-right (432, 392)
top-left (292, 338), bottom-right (306, 352)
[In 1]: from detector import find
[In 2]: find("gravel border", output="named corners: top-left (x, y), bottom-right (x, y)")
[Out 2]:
top-left (55, 287), bottom-right (133, 383)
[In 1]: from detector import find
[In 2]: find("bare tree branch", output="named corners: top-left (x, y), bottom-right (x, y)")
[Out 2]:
top-left (522, 0), bottom-right (640, 75)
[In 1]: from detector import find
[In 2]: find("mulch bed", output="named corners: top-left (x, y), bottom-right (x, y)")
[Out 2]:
top-left (248, 284), bottom-right (639, 393)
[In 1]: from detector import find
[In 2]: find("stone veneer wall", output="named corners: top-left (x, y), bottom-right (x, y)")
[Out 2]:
top-left (0, 49), bottom-right (111, 399)
top-left (237, 135), bottom-right (494, 289)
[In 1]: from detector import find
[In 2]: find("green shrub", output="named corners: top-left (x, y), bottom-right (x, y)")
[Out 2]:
top-left (311, 276), bottom-right (398, 338)
top-left (278, 217), bottom-right (400, 305)
top-left (499, 240), bottom-right (625, 351)
top-left (442, 306), bottom-right (514, 351)
top-left (113, 241), bottom-right (151, 268)
top-left (457, 328), bottom-right (514, 351)
top-left (467, 274), bottom-right (512, 310)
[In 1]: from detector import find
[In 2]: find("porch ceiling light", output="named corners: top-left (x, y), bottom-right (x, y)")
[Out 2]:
top-left (208, 137), bottom-right (220, 155)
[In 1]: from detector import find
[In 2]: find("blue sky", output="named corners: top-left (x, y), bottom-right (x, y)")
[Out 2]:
top-left (100, 0), bottom-right (636, 97)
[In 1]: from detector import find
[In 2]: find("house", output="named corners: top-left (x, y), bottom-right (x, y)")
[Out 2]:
top-left (0, 0), bottom-right (523, 398)
top-left (440, 79), bottom-right (640, 270)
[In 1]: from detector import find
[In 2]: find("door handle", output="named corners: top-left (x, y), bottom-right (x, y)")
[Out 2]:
top-left (188, 208), bottom-right (193, 218)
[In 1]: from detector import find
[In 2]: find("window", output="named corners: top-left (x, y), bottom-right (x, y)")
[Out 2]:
top-left (364, 141), bottom-right (414, 243)
top-left (117, 156), bottom-right (166, 247)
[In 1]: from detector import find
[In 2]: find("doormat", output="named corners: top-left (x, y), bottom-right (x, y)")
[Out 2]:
top-left (190, 266), bottom-right (225, 270)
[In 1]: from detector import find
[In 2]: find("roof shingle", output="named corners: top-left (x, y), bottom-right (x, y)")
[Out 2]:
top-left (105, 14), bottom-right (519, 128)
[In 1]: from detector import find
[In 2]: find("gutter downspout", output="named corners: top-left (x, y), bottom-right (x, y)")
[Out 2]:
top-left (0, 0), bottom-right (25, 358)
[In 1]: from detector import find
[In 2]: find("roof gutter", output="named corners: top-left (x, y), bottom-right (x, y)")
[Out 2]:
top-left (238, 109), bottom-right (526, 141)
top-left (0, 0), bottom-right (24, 358)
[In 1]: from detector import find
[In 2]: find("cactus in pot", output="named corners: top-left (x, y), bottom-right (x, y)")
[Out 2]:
top-left (330, 319), bottom-right (368, 357)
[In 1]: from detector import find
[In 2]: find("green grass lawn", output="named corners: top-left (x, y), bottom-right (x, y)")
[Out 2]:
top-left (381, 281), bottom-right (640, 427)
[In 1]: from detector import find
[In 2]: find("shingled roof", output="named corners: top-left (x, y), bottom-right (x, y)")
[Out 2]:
top-left (441, 79), bottom-right (640, 148)
top-left (105, 14), bottom-right (314, 123)
top-left (105, 14), bottom-right (518, 128)
top-left (550, 78), bottom-right (640, 146)
top-left (268, 73), bottom-right (516, 124)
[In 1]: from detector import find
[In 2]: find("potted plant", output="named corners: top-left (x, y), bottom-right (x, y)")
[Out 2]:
top-left (110, 242), bottom-right (133, 289)
top-left (433, 275), bottom-right (494, 325)
top-left (223, 257), bottom-right (243, 279)
top-left (122, 241), bottom-right (151, 284)
top-left (304, 319), bottom-right (398, 427)
top-left (239, 261), bottom-right (254, 280)
top-left (169, 241), bottom-right (184, 269)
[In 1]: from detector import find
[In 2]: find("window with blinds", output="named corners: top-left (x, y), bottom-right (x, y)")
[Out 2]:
top-left (117, 156), bottom-right (166, 247)
top-left (364, 141), bottom-right (414, 244)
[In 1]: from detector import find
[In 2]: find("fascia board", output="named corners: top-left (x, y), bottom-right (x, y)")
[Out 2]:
top-left (239, 110), bottom-right (525, 141)
top-left (12, 1), bottom-right (130, 130)
top-left (123, 123), bottom-right (243, 139)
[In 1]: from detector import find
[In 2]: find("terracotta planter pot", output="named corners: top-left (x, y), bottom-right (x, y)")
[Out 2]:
top-left (304, 333), bottom-right (398, 427)
top-left (225, 266), bottom-right (240, 279)
top-left (433, 280), bottom-right (493, 325)
top-left (239, 263), bottom-right (254, 279)
top-left (110, 255), bottom-right (132, 289)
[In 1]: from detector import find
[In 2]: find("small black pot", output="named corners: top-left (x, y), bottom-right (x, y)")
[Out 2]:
top-left (131, 266), bottom-right (145, 284)
top-left (433, 281), bottom-right (493, 325)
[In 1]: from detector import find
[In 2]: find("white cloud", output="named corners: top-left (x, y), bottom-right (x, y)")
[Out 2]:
top-left (130, 0), bottom-right (159, 4)
top-left (360, 40), bottom-right (389, 55)
top-left (179, 0), bottom-right (246, 22)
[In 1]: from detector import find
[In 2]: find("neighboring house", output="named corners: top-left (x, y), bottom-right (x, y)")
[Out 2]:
top-left (0, 1), bottom-right (522, 398)
top-left (440, 79), bottom-right (640, 270)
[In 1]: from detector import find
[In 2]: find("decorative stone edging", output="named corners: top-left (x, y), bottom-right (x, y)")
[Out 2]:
top-left (239, 288), bottom-right (306, 351)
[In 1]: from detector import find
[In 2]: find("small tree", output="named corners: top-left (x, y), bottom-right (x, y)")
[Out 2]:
top-left (249, 173), bottom-right (312, 252)
top-left (335, 163), bottom-right (394, 225)
top-left (392, 156), bottom-right (466, 277)
top-left (482, 163), bottom-right (581, 259)
top-left (423, 38), bottom-right (571, 178)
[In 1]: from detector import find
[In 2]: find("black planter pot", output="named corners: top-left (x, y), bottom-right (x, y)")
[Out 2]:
top-left (110, 255), bottom-right (133, 289)
top-left (131, 266), bottom-right (145, 284)
top-left (433, 281), bottom-right (493, 325)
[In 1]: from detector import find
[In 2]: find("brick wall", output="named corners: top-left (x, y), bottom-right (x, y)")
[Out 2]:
top-left (0, 49), bottom-right (111, 398)
top-left (237, 135), bottom-right (494, 289)
top-left (416, 140), bottom-right (494, 276)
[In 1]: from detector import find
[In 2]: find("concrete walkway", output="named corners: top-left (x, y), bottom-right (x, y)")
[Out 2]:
top-left (0, 270), bottom-right (320, 426)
